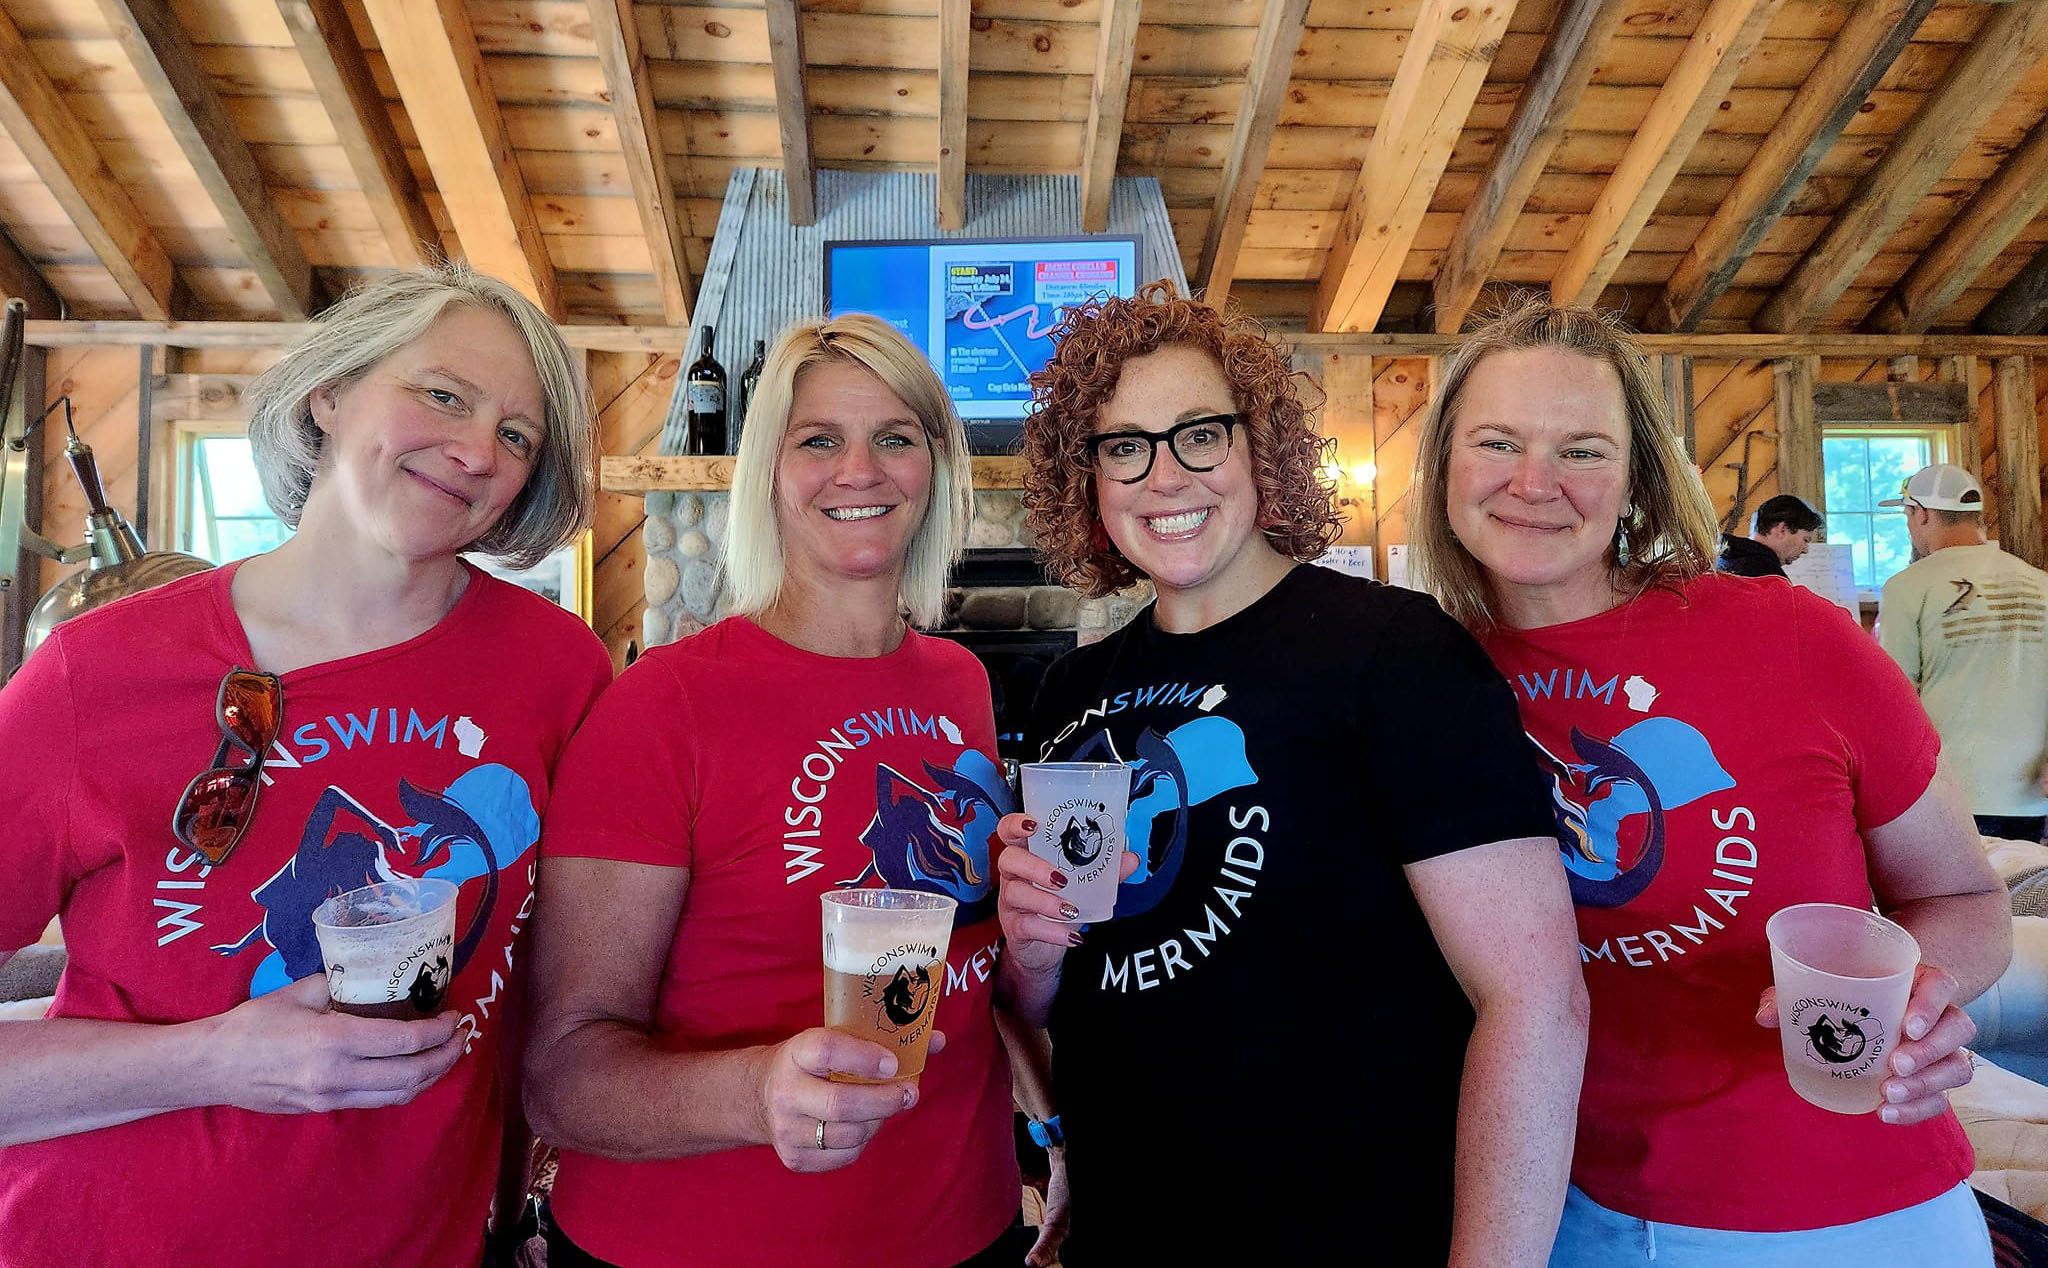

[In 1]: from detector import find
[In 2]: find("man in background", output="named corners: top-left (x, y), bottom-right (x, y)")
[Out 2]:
top-left (1878, 463), bottom-right (2048, 843)
top-left (1717, 494), bottom-right (1823, 579)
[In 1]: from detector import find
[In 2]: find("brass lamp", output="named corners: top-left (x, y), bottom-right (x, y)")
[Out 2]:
top-left (0, 301), bottom-right (211, 666)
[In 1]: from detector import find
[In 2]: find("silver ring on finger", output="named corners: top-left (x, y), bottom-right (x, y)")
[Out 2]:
top-left (816, 1117), bottom-right (829, 1150)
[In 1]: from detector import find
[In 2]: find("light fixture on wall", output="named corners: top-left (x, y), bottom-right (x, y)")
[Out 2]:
top-left (1321, 457), bottom-right (1378, 513)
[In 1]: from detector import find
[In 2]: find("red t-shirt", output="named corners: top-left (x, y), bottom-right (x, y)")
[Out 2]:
top-left (0, 562), bottom-right (612, 1268)
top-left (1483, 572), bottom-right (1973, 1231)
top-left (540, 617), bottom-right (1018, 1268)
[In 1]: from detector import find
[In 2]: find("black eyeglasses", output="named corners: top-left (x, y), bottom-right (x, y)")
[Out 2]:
top-left (173, 668), bottom-right (283, 867)
top-left (1088, 414), bottom-right (1239, 484)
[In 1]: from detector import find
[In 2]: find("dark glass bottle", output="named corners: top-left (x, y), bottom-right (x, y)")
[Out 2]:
top-left (685, 326), bottom-right (727, 455)
top-left (738, 339), bottom-right (766, 436)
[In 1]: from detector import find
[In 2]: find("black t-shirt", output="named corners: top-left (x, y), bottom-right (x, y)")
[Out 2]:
top-left (1023, 565), bottom-right (1554, 1262)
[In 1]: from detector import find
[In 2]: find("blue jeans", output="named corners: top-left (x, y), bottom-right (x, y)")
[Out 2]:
top-left (1548, 1182), bottom-right (1993, 1267)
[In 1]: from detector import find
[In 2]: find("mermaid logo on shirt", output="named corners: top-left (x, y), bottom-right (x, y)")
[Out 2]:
top-left (210, 763), bottom-right (540, 998)
top-left (845, 749), bottom-right (1014, 924)
top-left (1532, 718), bottom-right (1734, 908)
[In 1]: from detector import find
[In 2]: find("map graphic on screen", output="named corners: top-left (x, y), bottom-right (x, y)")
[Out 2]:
top-left (826, 236), bottom-right (1142, 421)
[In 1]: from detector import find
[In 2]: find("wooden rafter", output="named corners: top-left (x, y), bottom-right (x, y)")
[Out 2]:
top-left (1977, 245), bottom-right (2048, 336)
top-left (1080, 0), bottom-right (1142, 234)
top-left (1756, 1), bottom-right (2048, 333)
top-left (1193, 0), bottom-right (1310, 309)
top-left (96, 0), bottom-right (318, 320)
top-left (591, 0), bottom-right (695, 319)
top-left (359, 0), bottom-right (560, 316)
top-left (276, 0), bottom-right (439, 273)
top-left (1315, 0), bottom-right (1522, 333)
top-left (1549, 0), bottom-right (1783, 310)
top-left (763, 0), bottom-right (818, 228)
top-left (1864, 117), bottom-right (2048, 334)
top-left (0, 225), bottom-right (60, 320)
top-left (0, 6), bottom-right (173, 320)
top-left (1432, 0), bottom-right (1628, 334)
top-left (937, 0), bottom-right (969, 230)
top-left (1652, 0), bottom-right (1934, 333)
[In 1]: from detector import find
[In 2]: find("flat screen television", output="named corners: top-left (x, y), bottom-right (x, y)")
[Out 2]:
top-left (825, 235), bottom-right (1142, 442)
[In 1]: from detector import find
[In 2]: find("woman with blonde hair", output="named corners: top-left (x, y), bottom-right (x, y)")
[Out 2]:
top-left (989, 283), bottom-right (1588, 1265)
top-left (1411, 295), bottom-right (2007, 1265)
top-left (0, 262), bottom-right (612, 1268)
top-left (525, 313), bottom-right (1028, 1267)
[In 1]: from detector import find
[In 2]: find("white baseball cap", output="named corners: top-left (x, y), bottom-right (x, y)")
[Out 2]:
top-left (1878, 463), bottom-right (1983, 512)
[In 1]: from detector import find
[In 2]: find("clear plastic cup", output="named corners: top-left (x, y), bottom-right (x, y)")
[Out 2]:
top-left (311, 878), bottom-right (459, 1019)
top-left (820, 888), bottom-right (958, 1082)
top-left (1765, 902), bottom-right (1921, 1115)
top-left (1020, 762), bottom-right (1131, 923)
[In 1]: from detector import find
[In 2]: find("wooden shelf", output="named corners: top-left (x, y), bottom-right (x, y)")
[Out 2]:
top-left (601, 454), bottom-right (1028, 493)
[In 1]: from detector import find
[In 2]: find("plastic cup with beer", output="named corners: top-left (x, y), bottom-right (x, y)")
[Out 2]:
top-left (820, 888), bottom-right (958, 1082)
top-left (311, 877), bottom-right (460, 1020)
top-left (1020, 762), bottom-right (1131, 923)
top-left (1765, 902), bottom-right (1921, 1115)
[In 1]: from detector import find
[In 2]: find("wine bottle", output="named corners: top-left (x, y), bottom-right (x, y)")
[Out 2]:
top-left (738, 339), bottom-right (766, 436)
top-left (685, 327), bottom-right (727, 455)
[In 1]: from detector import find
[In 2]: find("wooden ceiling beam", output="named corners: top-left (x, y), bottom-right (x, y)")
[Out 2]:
top-left (96, 0), bottom-right (318, 320)
top-left (1193, 0), bottom-right (1310, 309)
top-left (1314, 0), bottom-right (1522, 333)
top-left (1432, 0), bottom-right (1628, 334)
top-left (359, 0), bottom-right (560, 317)
top-left (591, 0), bottom-right (695, 320)
top-left (276, 0), bottom-right (439, 273)
top-left (763, 0), bottom-right (818, 229)
top-left (0, 7), bottom-right (173, 320)
top-left (1976, 245), bottom-right (2048, 336)
top-left (937, 0), bottom-right (968, 230)
top-left (1651, 0), bottom-right (1933, 333)
top-left (1756, 0), bottom-right (2048, 333)
top-left (1864, 116), bottom-right (2048, 334)
top-left (1549, 0), bottom-right (1783, 310)
top-left (1079, 0), bottom-right (1142, 234)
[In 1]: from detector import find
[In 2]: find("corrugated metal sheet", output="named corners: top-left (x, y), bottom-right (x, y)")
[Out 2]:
top-left (660, 169), bottom-right (1187, 454)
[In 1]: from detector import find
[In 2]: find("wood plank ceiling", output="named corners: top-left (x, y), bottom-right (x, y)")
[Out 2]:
top-left (0, 0), bottom-right (2042, 336)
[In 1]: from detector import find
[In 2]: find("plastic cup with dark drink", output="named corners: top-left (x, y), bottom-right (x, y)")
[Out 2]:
top-left (1766, 902), bottom-right (1921, 1115)
top-left (1021, 762), bottom-right (1132, 923)
top-left (312, 878), bottom-right (459, 1019)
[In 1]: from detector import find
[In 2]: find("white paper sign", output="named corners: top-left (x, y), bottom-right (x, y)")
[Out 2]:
top-left (1384, 543), bottom-right (1413, 590)
top-left (1314, 545), bottom-right (1376, 580)
top-left (1785, 541), bottom-right (1858, 614)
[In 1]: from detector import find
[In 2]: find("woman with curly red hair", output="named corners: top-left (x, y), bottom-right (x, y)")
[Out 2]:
top-left (988, 283), bottom-right (1589, 1265)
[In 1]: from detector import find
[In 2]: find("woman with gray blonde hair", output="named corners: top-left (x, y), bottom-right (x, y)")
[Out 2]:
top-left (524, 313), bottom-right (1029, 1267)
top-left (1412, 295), bottom-right (2007, 1265)
top-left (0, 262), bottom-right (613, 1268)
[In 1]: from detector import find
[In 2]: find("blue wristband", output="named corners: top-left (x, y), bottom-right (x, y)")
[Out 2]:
top-left (1027, 1115), bottom-right (1064, 1148)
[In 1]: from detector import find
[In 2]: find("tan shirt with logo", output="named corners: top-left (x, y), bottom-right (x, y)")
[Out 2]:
top-left (1879, 542), bottom-right (2048, 818)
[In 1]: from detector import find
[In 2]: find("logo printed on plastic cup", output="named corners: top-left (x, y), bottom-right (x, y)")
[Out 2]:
top-left (1041, 798), bottom-right (1114, 880)
top-left (1788, 996), bottom-right (1887, 1076)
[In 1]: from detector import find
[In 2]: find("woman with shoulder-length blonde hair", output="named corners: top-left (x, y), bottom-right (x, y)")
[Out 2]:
top-left (0, 262), bottom-right (614, 1268)
top-left (1411, 294), bottom-right (2008, 1266)
top-left (524, 312), bottom-right (1030, 1268)
top-left (988, 281), bottom-right (1588, 1265)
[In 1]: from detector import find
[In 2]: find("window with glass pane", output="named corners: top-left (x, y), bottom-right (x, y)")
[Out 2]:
top-left (181, 434), bottom-right (292, 563)
top-left (1820, 428), bottom-right (1940, 590)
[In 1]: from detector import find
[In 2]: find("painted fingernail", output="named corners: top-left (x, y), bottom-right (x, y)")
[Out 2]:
top-left (1067, 930), bottom-right (1084, 947)
top-left (1021, 819), bottom-right (1038, 834)
top-left (1058, 902), bottom-right (1080, 921)
top-left (1049, 870), bottom-right (1069, 889)
top-left (1893, 1054), bottom-right (1917, 1076)
top-left (902, 1084), bottom-right (918, 1108)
